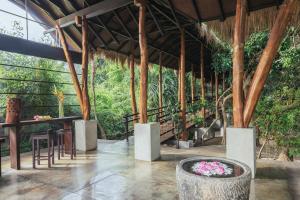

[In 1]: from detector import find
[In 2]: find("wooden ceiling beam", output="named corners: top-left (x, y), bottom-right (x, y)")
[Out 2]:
top-left (126, 6), bottom-right (138, 26)
top-left (151, 3), bottom-right (201, 43)
top-left (45, 0), bottom-right (132, 32)
top-left (113, 10), bottom-right (134, 39)
top-left (47, 0), bottom-right (97, 50)
top-left (166, 0), bottom-right (181, 29)
top-left (31, 0), bottom-right (82, 49)
top-left (217, 0), bottom-right (226, 21)
top-left (88, 23), bottom-right (108, 49)
top-left (147, 5), bottom-right (164, 36)
top-left (192, 0), bottom-right (202, 22)
top-left (84, 0), bottom-right (120, 45)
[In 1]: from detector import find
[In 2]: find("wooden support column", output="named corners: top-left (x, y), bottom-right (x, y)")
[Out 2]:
top-left (177, 58), bottom-right (181, 104)
top-left (191, 64), bottom-right (195, 103)
top-left (232, 0), bottom-right (246, 127)
top-left (210, 74), bottom-right (214, 98)
top-left (180, 29), bottom-right (187, 140)
top-left (81, 16), bottom-right (90, 120)
top-left (200, 44), bottom-right (205, 118)
top-left (129, 49), bottom-right (137, 123)
top-left (135, 0), bottom-right (148, 123)
top-left (158, 52), bottom-right (163, 118)
top-left (215, 71), bottom-right (219, 119)
top-left (222, 72), bottom-right (226, 92)
top-left (56, 24), bottom-right (83, 113)
top-left (243, 0), bottom-right (296, 127)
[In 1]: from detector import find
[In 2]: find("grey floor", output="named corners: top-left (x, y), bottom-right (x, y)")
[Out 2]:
top-left (0, 139), bottom-right (299, 200)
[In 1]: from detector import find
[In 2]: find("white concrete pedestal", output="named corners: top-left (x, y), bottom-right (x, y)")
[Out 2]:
top-left (134, 123), bottom-right (160, 161)
top-left (226, 127), bottom-right (256, 178)
top-left (75, 120), bottom-right (97, 151)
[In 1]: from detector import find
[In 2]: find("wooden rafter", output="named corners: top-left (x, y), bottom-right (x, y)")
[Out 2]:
top-left (84, 0), bottom-right (120, 44)
top-left (217, 0), bottom-right (225, 21)
top-left (113, 10), bottom-right (134, 39)
top-left (192, 0), bottom-right (202, 22)
top-left (147, 5), bottom-right (164, 36)
top-left (46, 0), bottom-right (132, 31)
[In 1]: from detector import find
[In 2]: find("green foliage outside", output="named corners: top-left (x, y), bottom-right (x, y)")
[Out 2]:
top-left (211, 28), bottom-right (300, 158)
top-left (0, 20), bottom-right (299, 159)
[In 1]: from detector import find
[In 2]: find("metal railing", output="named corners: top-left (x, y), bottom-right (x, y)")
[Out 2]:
top-left (123, 97), bottom-right (204, 142)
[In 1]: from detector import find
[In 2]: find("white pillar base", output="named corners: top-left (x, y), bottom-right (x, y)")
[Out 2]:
top-left (134, 122), bottom-right (160, 161)
top-left (226, 127), bottom-right (256, 178)
top-left (75, 120), bottom-right (97, 151)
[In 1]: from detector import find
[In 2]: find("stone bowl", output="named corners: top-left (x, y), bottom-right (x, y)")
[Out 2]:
top-left (176, 156), bottom-right (251, 200)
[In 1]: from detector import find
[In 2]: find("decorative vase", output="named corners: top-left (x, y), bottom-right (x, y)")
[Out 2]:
top-left (5, 98), bottom-right (21, 123)
top-left (58, 101), bottom-right (64, 118)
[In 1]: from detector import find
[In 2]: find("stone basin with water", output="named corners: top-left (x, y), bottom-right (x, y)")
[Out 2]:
top-left (176, 156), bottom-right (251, 200)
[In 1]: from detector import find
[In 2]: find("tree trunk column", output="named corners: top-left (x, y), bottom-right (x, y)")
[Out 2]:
top-left (232, 0), bottom-right (246, 127)
top-left (135, 0), bottom-right (148, 124)
top-left (191, 64), bottom-right (195, 104)
top-left (81, 16), bottom-right (90, 120)
top-left (129, 52), bottom-right (137, 123)
top-left (158, 52), bottom-right (163, 118)
top-left (243, 0), bottom-right (296, 127)
top-left (210, 74), bottom-right (213, 98)
top-left (180, 29), bottom-right (187, 141)
top-left (215, 71), bottom-right (219, 119)
top-left (177, 58), bottom-right (181, 105)
top-left (200, 44), bottom-right (205, 118)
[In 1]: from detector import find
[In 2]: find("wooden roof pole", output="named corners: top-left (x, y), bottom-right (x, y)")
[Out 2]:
top-left (177, 58), bottom-right (181, 105)
top-left (81, 16), bottom-right (91, 120)
top-left (210, 74), bottom-right (214, 98)
top-left (56, 24), bottom-right (83, 114)
top-left (222, 72), bottom-right (226, 92)
top-left (158, 52), bottom-right (163, 119)
top-left (232, 0), bottom-right (246, 127)
top-left (243, 0), bottom-right (296, 127)
top-left (200, 44), bottom-right (205, 118)
top-left (135, 0), bottom-right (148, 124)
top-left (180, 28), bottom-right (187, 141)
top-left (129, 46), bottom-right (138, 123)
top-left (191, 64), bottom-right (195, 104)
top-left (215, 71), bottom-right (219, 119)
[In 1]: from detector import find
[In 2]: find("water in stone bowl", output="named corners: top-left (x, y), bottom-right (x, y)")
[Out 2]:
top-left (183, 159), bottom-right (244, 178)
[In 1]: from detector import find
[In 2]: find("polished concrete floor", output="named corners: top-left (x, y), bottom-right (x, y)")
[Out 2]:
top-left (0, 139), bottom-right (299, 200)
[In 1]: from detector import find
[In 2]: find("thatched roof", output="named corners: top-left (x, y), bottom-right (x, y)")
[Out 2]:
top-left (206, 3), bottom-right (300, 42)
top-left (10, 0), bottom-right (215, 79)
top-left (9, 0), bottom-right (298, 79)
top-left (169, 0), bottom-right (300, 42)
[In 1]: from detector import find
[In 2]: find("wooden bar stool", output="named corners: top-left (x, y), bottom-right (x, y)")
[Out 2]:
top-left (32, 129), bottom-right (55, 168)
top-left (0, 137), bottom-right (5, 176)
top-left (56, 129), bottom-right (76, 160)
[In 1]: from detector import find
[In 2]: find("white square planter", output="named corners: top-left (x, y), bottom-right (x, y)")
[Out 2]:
top-left (134, 122), bottom-right (160, 161)
top-left (226, 127), bottom-right (256, 178)
top-left (75, 120), bottom-right (97, 151)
